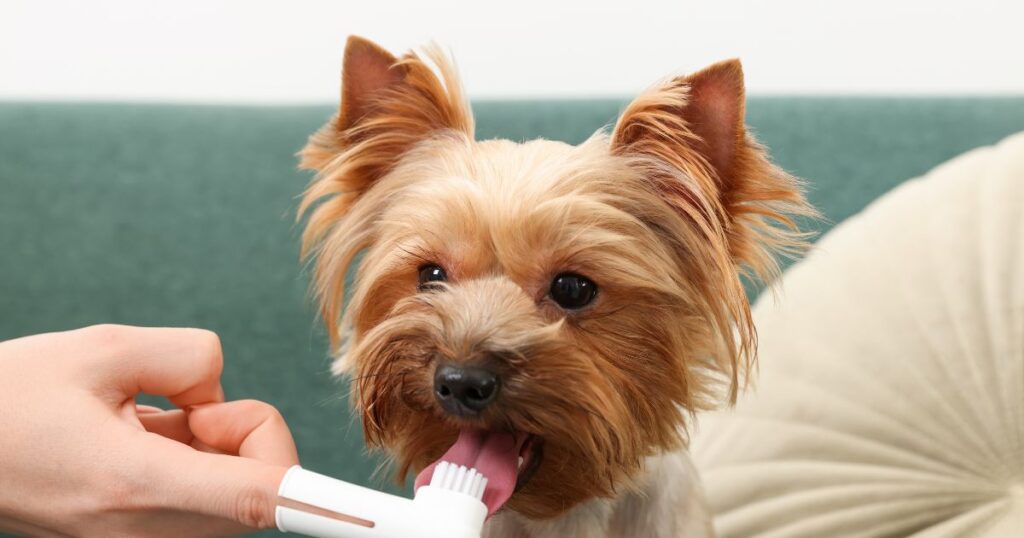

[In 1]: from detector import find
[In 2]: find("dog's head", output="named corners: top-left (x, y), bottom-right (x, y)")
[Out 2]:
top-left (299, 36), bottom-right (812, 519)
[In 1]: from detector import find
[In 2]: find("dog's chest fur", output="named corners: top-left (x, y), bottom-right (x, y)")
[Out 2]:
top-left (484, 450), bottom-right (713, 538)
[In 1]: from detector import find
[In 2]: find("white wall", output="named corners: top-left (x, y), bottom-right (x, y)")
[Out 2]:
top-left (2, 0), bottom-right (1021, 103)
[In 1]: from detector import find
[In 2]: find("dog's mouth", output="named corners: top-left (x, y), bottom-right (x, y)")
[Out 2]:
top-left (413, 429), bottom-right (543, 517)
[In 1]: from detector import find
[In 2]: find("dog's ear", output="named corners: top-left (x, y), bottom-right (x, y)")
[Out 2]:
top-left (611, 59), bottom-right (810, 279)
top-left (336, 36), bottom-right (405, 134)
top-left (612, 60), bottom-right (813, 401)
top-left (614, 60), bottom-right (746, 188)
top-left (299, 35), bottom-right (473, 187)
top-left (298, 37), bottom-right (473, 348)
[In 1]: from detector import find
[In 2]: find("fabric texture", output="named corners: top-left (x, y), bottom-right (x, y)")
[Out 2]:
top-left (691, 133), bottom-right (1024, 537)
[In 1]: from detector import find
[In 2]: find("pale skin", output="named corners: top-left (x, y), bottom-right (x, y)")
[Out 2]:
top-left (0, 324), bottom-right (299, 537)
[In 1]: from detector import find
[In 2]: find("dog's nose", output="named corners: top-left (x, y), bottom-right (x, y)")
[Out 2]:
top-left (434, 363), bottom-right (500, 416)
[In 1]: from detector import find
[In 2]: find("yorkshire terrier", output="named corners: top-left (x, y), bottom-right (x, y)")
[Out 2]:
top-left (298, 36), bottom-right (812, 537)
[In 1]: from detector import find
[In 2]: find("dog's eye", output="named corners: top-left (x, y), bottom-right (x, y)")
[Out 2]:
top-left (550, 273), bottom-right (597, 309)
top-left (418, 264), bottom-right (447, 290)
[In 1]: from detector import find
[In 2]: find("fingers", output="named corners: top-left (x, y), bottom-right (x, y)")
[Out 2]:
top-left (74, 325), bottom-right (225, 408)
top-left (137, 408), bottom-right (195, 445)
top-left (141, 399), bottom-right (298, 529)
top-left (125, 397), bottom-right (299, 528)
top-left (136, 401), bottom-right (299, 462)
top-left (61, 326), bottom-right (297, 529)
top-left (153, 449), bottom-right (289, 529)
top-left (188, 400), bottom-right (299, 467)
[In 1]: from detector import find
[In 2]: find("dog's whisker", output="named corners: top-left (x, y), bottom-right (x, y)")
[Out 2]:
top-left (347, 371), bottom-right (403, 383)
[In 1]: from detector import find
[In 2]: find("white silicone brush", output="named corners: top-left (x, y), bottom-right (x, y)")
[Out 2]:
top-left (276, 461), bottom-right (488, 538)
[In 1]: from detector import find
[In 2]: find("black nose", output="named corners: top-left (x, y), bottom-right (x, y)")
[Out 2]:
top-left (434, 363), bottom-right (500, 416)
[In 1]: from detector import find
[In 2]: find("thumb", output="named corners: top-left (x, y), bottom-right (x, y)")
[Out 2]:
top-left (157, 449), bottom-right (290, 529)
top-left (147, 400), bottom-right (299, 528)
top-left (187, 399), bottom-right (299, 466)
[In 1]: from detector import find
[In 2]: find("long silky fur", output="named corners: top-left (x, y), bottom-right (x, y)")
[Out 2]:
top-left (297, 38), bottom-right (815, 521)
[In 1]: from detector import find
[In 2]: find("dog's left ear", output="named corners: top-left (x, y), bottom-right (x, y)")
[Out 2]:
top-left (611, 59), bottom-right (810, 278)
top-left (613, 60), bottom-right (813, 401)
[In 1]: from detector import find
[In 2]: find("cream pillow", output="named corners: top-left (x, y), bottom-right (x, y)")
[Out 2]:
top-left (691, 133), bottom-right (1024, 537)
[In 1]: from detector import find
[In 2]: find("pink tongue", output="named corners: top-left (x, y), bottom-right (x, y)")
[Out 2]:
top-left (414, 430), bottom-right (521, 516)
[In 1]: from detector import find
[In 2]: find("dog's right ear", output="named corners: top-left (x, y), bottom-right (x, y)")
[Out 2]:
top-left (299, 35), bottom-right (473, 187)
top-left (299, 37), bottom-right (472, 346)
top-left (336, 36), bottom-right (406, 135)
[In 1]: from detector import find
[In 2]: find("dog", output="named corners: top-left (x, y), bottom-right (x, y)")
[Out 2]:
top-left (297, 36), bottom-right (812, 537)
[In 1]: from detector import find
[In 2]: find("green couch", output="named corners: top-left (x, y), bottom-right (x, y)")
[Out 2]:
top-left (1, 98), bottom-right (1022, 536)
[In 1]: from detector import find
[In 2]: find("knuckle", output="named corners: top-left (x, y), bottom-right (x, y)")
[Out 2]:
top-left (239, 399), bottom-right (284, 422)
top-left (81, 323), bottom-right (131, 348)
top-left (233, 486), bottom-right (275, 529)
top-left (236, 399), bottom-right (265, 413)
top-left (187, 328), bottom-right (224, 377)
top-left (266, 408), bottom-right (286, 428)
top-left (264, 404), bottom-right (286, 424)
top-left (78, 324), bottom-right (135, 361)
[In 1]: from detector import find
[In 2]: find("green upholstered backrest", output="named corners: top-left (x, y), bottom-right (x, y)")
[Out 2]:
top-left (1, 98), bottom-right (1022, 536)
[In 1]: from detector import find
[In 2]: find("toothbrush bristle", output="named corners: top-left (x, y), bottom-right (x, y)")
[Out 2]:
top-left (428, 461), bottom-right (488, 501)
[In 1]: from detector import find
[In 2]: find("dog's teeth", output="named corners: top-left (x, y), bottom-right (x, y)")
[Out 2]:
top-left (518, 456), bottom-right (524, 470)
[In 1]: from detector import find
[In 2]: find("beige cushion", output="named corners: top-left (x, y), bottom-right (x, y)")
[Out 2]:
top-left (691, 133), bottom-right (1024, 537)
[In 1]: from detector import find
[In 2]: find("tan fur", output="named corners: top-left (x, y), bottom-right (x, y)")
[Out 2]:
top-left (298, 36), bottom-right (814, 532)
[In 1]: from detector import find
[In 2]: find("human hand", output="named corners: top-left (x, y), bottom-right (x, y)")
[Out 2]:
top-left (0, 325), bottom-right (299, 537)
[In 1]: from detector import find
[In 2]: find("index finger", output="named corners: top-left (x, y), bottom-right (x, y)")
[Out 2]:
top-left (73, 324), bottom-right (225, 408)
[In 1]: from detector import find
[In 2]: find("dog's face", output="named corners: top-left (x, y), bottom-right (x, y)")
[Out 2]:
top-left (299, 37), bottom-right (811, 519)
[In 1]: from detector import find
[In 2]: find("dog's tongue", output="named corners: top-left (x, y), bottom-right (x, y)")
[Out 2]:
top-left (414, 430), bottom-right (521, 516)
